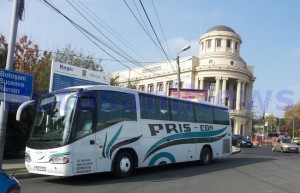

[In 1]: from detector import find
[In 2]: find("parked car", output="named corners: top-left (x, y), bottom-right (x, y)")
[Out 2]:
top-left (272, 138), bottom-right (298, 153)
top-left (0, 169), bottom-right (21, 193)
top-left (232, 135), bottom-right (253, 147)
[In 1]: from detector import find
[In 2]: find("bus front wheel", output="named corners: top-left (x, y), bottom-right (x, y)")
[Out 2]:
top-left (113, 151), bottom-right (133, 178)
top-left (200, 146), bottom-right (211, 165)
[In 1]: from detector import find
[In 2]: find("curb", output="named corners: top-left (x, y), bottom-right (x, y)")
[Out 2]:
top-left (231, 147), bottom-right (241, 155)
top-left (4, 168), bottom-right (43, 179)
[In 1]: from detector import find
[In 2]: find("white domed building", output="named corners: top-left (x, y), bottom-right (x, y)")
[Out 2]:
top-left (111, 25), bottom-right (255, 136)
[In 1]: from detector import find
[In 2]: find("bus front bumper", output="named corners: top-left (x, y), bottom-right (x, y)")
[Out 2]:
top-left (25, 161), bottom-right (74, 176)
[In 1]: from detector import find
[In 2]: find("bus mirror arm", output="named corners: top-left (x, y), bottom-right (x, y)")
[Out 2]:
top-left (16, 100), bottom-right (37, 121)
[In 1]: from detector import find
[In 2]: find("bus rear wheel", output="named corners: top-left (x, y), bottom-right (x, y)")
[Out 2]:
top-left (200, 146), bottom-right (211, 165)
top-left (113, 151), bottom-right (133, 178)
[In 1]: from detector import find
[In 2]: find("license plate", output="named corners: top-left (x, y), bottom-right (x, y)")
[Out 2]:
top-left (35, 166), bottom-right (46, 171)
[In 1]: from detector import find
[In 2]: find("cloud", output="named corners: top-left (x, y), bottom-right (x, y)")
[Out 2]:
top-left (163, 37), bottom-right (199, 58)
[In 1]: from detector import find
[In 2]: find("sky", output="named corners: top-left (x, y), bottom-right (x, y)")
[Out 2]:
top-left (1, 0), bottom-right (300, 117)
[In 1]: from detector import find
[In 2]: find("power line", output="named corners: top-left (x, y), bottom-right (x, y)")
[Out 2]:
top-left (67, 0), bottom-right (146, 69)
top-left (37, 48), bottom-right (160, 64)
top-left (123, 0), bottom-right (167, 63)
top-left (39, 0), bottom-right (176, 82)
top-left (151, 0), bottom-right (173, 58)
top-left (75, 0), bottom-right (153, 63)
top-left (40, 0), bottom-right (131, 70)
top-left (138, 0), bottom-right (175, 71)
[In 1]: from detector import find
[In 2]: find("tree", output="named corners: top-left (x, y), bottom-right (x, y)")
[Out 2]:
top-left (284, 103), bottom-right (300, 137)
top-left (0, 35), bottom-right (8, 69)
top-left (110, 75), bottom-right (119, 86)
top-left (0, 34), bottom-right (107, 158)
top-left (53, 43), bottom-right (103, 71)
top-left (0, 34), bottom-right (52, 158)
top-left (265, 114), bottom-right (278, 133)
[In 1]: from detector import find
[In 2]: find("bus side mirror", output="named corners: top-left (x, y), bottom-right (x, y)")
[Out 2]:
top-left (16, 100), bottom-right (37, 121)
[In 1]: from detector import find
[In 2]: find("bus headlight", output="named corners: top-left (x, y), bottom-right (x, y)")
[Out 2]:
top-left (49, 156), bottom-right (69, 164)
top-left (25, 155), bottom-right (31, 162)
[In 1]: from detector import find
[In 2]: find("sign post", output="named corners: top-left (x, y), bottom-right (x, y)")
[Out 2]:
top-left (0, 0), bottom-right (25, 168)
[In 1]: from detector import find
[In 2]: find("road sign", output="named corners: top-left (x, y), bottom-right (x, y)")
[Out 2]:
top-left (49, 61), bottom-right (109, 91)
top-left (0, 69), bottom-right (33, 103)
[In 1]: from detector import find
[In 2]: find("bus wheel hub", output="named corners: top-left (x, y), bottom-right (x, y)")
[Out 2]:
top-left (120, 157), bottom-right (131, 173)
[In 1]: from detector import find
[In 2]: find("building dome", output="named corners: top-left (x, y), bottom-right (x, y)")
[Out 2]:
top-left (206, 25), bottom-right (236, 34)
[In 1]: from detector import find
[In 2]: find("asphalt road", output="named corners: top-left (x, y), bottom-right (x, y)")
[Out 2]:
top-left (19, 146), bottom-right (300, 193)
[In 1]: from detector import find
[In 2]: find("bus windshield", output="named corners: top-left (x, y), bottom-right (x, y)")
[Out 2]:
top-left (27, 92), bottom-right (77, 148)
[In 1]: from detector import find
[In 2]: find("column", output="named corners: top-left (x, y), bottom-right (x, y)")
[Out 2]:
top-left (215, 77), bottom-right (221, 104)
top-left (221, 77), bottom-right (228, 105)
top-left (241, 81), bottom-right (245, 110)
top-left (199, 78), bottom-right (204, 90)
top-left (153, 83), bottom-right (157, 94)
top-left (233, 119), bottom-right (239, 135)
top-left (195, 77), bottom-right (199, 89)
top-left (164, 81), bottom-right (168, 96)
top-left (236, 80), bottom-right (242, 111)
top-left (245, 81), bottom-right (253, 111)
top-left (228, 82), bottom-right (234, 109)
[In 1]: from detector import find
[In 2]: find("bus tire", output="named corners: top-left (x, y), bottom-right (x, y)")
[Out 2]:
top-left (200, 146), bottom-right (211, 166)
top-left (112, 151), bottom-right (133, 178)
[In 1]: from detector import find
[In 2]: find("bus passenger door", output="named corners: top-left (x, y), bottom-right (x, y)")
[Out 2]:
top-left (73, 107), bottom-right (97, 175)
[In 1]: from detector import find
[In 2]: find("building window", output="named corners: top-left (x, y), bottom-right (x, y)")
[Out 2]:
top-left (207, 40), bottom-right (211, 48)
top-left (169, 81), bottom-right (174, 88)
top-left (139, 85), bottom-right (145, 91)
top-left (235, 42), bottom-right (238, 50)
top-left (216, 39), bottom-right (221, 47)
top-left (226, 40), bottom-right (231, 48)
top-left (149, 85), bottom-right (154, 93)
top-left (158, 83), bottom-right (163, 91)
top-left (209, 83), bottom-right (216, 90)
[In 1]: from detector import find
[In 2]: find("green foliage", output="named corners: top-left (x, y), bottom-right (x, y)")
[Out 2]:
top-left (265, 114), bottom-right (278, 132)
top-left (283, 103), bottom-right (300, 137)
top-left (110, 75), bottom-right (119, 86)
top-left (0, 35), bottom-right (52, 158)
top-left (0, 35), bottom-right (105, 158)
top-left (53, 43), bottom-right (103, 71)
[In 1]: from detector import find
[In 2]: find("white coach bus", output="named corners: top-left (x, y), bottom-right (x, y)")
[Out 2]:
top-left (17, 85), bottom-right (232, 178)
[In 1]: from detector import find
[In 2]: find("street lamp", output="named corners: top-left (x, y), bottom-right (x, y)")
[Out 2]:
top-left (176, 45), bottom-right (191, 98)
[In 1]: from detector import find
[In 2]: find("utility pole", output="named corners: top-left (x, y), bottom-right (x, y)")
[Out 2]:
top-left (0, 0), bottom-right (24, 168)
top-left (176, 45), bottom-right (191, 98)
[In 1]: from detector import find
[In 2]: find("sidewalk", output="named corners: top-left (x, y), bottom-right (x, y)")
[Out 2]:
top-left (2, 159), bottom-right (26, 170)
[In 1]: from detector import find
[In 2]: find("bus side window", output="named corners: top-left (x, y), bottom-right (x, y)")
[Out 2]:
top-left (194, 103), bottom-right (214, 124)
top-left (76, 111), bottom-right (93, 139)
top-left (96, 91), bottom-right (137, 131)
top-left (213, 107), bottom-right (230, 125)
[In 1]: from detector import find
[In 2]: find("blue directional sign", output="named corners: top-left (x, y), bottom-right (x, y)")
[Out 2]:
top-left (0, 69), bottom-right (33, 103)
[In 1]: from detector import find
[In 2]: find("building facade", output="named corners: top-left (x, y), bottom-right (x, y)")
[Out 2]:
top-left (111, 25), bottom-right (255, 136)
